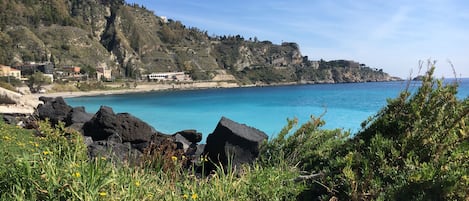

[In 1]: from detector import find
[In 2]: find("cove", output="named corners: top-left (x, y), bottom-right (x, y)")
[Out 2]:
top-left (65, 79), bottom-right (469, 139)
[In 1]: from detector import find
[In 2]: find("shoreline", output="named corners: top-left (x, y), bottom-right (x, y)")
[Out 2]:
top-left (36, 79), bottom-right (404, 99)
top-left (36, 81), bottom-right (242, 98)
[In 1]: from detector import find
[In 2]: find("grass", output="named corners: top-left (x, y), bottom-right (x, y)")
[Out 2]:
top-left (0, 120), bottom-right (303, 200)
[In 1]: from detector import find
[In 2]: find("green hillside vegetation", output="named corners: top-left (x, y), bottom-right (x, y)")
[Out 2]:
top-left (1, 66), bottom-right (467, 200)
top-left (0, 0), bottom-right (396, 83)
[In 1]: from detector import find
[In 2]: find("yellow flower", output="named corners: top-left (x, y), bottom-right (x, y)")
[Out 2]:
top-left (42, 151), bottom-right (50, 155)
top-left (146, 193), bottom-right (153, 198)
top-left (72, 172), bottom-right (81, 178)
top-left (171, 156), bottom-right (178, 162)
top-left (200, 155), bottom-right (208, 162)
top-left (99, 192), bottom-right (107, 197)
top-left (182, 194), bottom-right (189, 199)
top-left (191, 193), bottom-right (198, 200)
top-left (135, 181), bottom-right (140, 187)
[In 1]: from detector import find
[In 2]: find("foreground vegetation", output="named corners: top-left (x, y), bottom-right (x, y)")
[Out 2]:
top-left (0, 121), bottom-right (301, 200)
top-left (1, 66), bottom-right (468, 200)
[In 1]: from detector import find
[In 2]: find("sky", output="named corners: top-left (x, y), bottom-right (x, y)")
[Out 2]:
top-left (126, 0), bottom-right (469, 78)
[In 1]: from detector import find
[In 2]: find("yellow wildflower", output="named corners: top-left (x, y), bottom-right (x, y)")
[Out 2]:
top-left (191, 193), bottom-right (198, 200)
top-left (171, 156), bottom-right (178, 162)
top-left (72, 172), bottom-right (81, 178)
top-left (135, 181), bottom-right (140, 187)
top-left (99, 192), bottom-right (107, 197)
top-left (42, 151), bottom-right (50, 155)
top-left (182, 194), bottom-right (189, 199)
top-left (200, 155), bottom-right (208, 162)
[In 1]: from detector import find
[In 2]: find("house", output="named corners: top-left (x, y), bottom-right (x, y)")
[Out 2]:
top-left (0, 64), bottom-right (22, 80)
top-left (96, 67), bottom-right (112, 81)
top-left (54, 65), bottom-right (86, 81)
top-left (62, 66), bottom-right (81, 77)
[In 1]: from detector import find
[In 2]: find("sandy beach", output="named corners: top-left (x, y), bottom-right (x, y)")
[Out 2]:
top-left (36, 81), bottom-right (241, 98)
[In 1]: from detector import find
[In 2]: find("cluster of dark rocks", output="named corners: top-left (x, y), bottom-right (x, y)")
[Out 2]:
top-left (30, 96), bottom-right (268, 172)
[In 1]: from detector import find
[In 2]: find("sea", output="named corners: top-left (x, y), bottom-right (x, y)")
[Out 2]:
top-left (65, 79), bottom-right (469, 140)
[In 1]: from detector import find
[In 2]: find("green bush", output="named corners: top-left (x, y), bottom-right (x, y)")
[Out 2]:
top-left (261, 65), bottom-right (469, 200)
top-left (348, 66), bottom-right (469, 200)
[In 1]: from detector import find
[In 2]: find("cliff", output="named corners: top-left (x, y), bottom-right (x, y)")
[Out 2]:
top-left (0, 0), bottom-right (398, 84)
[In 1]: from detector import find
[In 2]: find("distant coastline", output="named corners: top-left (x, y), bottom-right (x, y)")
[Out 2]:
top-left (38, 79), bottom-right (403, 99)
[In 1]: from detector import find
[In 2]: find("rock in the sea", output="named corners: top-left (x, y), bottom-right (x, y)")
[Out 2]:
top-left (82, 106), bottom-right (156, 143)
top-left (37, 96), bottom-right (72, 125)
top-left (203, 117), bottom-right (268, 170)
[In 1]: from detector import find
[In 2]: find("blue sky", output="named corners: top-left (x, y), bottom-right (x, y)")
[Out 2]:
top-left (126, 0), bottom-right (469, 78)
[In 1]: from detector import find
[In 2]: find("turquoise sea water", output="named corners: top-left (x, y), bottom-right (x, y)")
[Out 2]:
top-left (66, 79), bottom-right (469, 139)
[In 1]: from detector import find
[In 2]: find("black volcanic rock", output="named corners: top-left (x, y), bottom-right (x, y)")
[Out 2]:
top-left (173, 129), bottom-right (202, 143)
top-left (37, 96), bottom-right (72, 125)
top-left (203, 117), bottom-right (268, 170)
top-left (65, 106), bottom-right (93, 126)
top-left (88, 141), bottom-right (142, 164)
top-left (82, 106), bottom-right (156, 143)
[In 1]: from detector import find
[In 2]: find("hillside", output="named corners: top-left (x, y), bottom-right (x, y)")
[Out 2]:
top-left (0, 0), bottom-right (399, 84)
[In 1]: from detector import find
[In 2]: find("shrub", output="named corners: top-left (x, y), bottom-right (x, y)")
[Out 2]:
top-left (261, 64), bottom-right (469, 200)
top-left (346, 65), bottom-right (469, 200)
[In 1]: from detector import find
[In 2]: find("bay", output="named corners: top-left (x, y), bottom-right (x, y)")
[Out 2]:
top-left (65, 79), bottom-right (469, 139)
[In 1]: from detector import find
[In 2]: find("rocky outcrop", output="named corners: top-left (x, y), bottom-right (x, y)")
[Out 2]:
top-left (28, 96), bottom-right (269, 172)
top-left (82, 106), bottom-right (157, 143)
top-left (203, 117), bottom-right (268, 171)
top-left (65, 106), bottom-right (93, 126)
top-left (37, 96), bottom-right (73, 125)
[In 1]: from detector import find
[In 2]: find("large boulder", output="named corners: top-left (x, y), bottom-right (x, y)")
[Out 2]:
top-left (36, 96), bottom-right (72, 125)
top-left (65, 106), bottom-right (93, 126)
top-left (82, 106), bottom-right (156, 143)
top-left (203, 117), bottom-right (268, 170)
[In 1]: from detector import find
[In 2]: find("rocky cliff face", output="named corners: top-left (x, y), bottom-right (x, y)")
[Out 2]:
top-left (0, 0), bottom-right (398, 83)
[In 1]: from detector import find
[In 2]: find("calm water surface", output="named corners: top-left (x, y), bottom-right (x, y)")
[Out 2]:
top-left (66, 79), bottom-right (469, 139)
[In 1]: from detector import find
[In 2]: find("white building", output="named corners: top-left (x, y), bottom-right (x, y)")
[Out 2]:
top-left (146, 72), bottom-right (189, 81)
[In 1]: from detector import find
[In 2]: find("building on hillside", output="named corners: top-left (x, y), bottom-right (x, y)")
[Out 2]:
top-left (145, 72), bottom-right (189, 81)
top-left (62, 66), bottom-right (81, 77)
top-left (54, 65), bottom-right (83, 81)
top-left (0, 64), bottom-right (21, 80)
top-left (16, 62), bottom-right (54, 75)
top-left (96, 67), bottom-right (112, 81)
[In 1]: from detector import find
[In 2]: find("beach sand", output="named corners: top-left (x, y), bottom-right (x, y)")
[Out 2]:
top-left (36, 81), bottom-right (241, 98)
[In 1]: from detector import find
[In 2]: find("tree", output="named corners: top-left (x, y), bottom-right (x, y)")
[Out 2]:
top-left (27, 72), bottom-right (51, 93)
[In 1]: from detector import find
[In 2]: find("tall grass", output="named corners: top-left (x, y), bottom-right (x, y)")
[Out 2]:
top-left (0, 120), bottom-right (303, 200)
